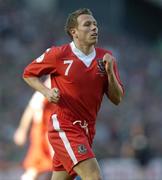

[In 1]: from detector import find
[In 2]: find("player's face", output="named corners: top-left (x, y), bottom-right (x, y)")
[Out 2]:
top-left (73, 14), bottom-right (98, 46)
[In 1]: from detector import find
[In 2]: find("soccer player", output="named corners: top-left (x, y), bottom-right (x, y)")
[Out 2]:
top-left (23, 8), bottom-right (124, 180)
top-left (14, 78), bottom-right (54, 180)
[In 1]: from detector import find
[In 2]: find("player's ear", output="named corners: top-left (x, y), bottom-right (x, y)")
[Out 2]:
top-left (70, 28), bottom-right (78, 38)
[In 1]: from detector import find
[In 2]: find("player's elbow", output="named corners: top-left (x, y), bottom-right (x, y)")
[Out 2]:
top-left (109, 94), bottom-right (123, 105)
top-left (112, 97), bottom-right (122, 105)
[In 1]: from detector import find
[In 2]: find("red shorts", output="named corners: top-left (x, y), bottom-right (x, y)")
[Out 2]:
top-left (48, 114), bottom-right (95, 177)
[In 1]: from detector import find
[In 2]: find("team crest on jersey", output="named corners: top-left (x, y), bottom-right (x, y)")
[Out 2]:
top-left (78, 144), bottom-right (87, 154)
top-left (96, 59), bottom-right (106, 75)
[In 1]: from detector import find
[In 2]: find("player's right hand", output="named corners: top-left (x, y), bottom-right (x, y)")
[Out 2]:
top-left (46, 87), bottom-right (60, 103)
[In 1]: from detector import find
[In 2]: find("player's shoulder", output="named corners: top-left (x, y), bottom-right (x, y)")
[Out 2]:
top-left (49, 43), bottom-right (70, 58)
top-left (95, 47), bottom-right (112, 55)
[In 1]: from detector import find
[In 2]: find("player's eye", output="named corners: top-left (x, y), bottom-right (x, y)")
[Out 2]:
top-left (94, 22), bottom-right (97, 27)
top-left (84, 22), bottom-right (90, 26)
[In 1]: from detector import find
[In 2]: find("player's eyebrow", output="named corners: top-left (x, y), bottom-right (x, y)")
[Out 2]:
top-left (83, 20), bottom-right (97, 26)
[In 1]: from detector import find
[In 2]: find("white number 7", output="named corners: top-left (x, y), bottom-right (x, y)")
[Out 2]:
top-left (64, 60), bottom-right (73, 76)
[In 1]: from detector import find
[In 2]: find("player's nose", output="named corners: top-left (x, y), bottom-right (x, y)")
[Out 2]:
top-left (91, 26), bottom-right (98, 34)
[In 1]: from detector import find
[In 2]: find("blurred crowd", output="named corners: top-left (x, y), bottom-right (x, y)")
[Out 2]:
top-left (95, 33), bottom-right (162, 164)
top-left (0, 0), bottom-right (162, 170)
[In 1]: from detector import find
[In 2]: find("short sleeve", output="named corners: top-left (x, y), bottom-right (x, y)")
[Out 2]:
top-left (23, 46), bottom-right (59, 78)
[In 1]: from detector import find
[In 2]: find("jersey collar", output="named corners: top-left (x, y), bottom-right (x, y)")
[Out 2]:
top-left (70, 41), bottom-right (96, 67)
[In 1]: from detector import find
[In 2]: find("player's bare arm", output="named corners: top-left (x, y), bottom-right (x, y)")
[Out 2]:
top-left (103, 53), bottom-right (124, 105)
top-left (23, 77), bottom-right (60, 103)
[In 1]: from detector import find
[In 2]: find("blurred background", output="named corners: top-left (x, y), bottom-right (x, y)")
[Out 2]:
top-left (0, 0), bottom-right (162, 179)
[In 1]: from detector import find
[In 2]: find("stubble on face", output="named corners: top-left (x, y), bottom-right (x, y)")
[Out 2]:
top-left (76, 14), bottom-right (98, 46)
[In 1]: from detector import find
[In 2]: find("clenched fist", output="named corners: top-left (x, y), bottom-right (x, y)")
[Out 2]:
top-left (103, 53), bottom-right (115, 74)
top-left (46, 87), bottom-right (60, 103)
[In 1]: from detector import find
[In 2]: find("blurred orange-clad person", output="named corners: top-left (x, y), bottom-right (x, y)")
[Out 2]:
top-left (14, 78), bottom-right (54, 180)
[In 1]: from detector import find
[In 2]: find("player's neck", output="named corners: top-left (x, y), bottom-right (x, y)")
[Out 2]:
top-left (73, 40), bottom-right (94, 55)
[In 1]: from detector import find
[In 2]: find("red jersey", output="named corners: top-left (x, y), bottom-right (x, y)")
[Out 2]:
top-left (23, 42), bottom-right (123, 136)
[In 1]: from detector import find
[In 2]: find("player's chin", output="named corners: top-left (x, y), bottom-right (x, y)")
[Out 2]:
top-left (89, 38), bottom-right (98, 45)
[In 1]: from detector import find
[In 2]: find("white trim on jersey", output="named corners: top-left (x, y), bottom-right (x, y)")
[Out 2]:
top-left (51, 114), bottom-right (78, 165)
top-left (70, 41), bottom-right (96, 67)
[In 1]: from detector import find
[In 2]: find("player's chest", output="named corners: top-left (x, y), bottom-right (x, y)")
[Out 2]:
top-left (56, 57), bottom-right (106, 83)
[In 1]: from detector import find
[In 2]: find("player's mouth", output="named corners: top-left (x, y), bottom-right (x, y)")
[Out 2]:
top-left (91, 33), bottom-right (98, 37)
